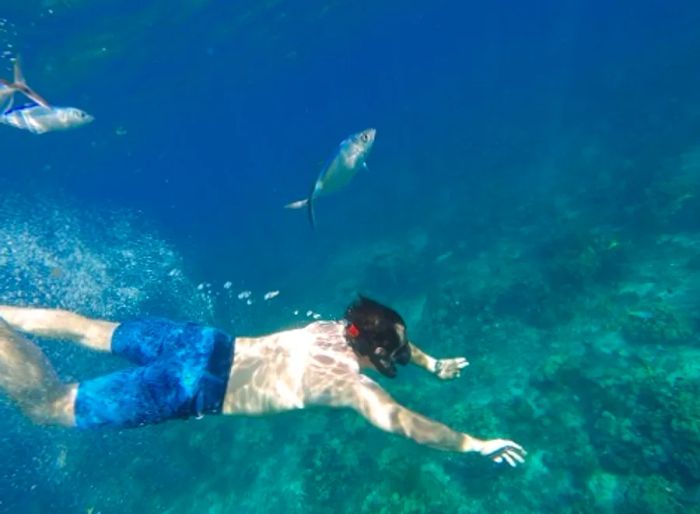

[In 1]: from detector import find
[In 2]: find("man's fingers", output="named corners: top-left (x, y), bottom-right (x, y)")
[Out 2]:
top-left (508, 449), bottom-right (525, 464)
top-left (502, 453), bottom-right (516, 467)
top-left (502, 440), bottom-right (526, 454)
top-left (484, 440), bottom-right (527, 467)
top-left (493, 453), bottom-right (516, 467)
top-left (493, 450), bottom-right (524, 467)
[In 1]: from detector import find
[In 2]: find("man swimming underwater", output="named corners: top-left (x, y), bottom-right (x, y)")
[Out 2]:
top-left (0, 296), bottom-right (525, 466)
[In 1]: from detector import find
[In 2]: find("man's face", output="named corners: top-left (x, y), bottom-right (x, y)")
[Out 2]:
top-left (390, 324), bottom-right (411, 365)
top-left (371, 323), bottom-right (411, 378)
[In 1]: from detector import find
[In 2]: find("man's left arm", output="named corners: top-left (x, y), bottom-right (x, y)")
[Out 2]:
top-left (340, 375), bottom-right (526, 465)
top-left (409, 342), bottom-right (468, 380)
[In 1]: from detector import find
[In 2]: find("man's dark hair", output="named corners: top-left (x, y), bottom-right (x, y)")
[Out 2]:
top-left (344, 296), bottom-right (410, 378)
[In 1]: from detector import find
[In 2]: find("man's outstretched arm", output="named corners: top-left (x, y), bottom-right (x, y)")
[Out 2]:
top-left (409, 342), bottom-right (469, 380)
top-left (344, 375), bottom-right (525, 465)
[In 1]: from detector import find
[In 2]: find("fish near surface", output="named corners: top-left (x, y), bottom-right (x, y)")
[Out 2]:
top-left (1, 104), bottom-right (93, 134)
top-left (0, 56), bottom-right (93, 134)
top-left (285, 128), bottom-right (376, 228)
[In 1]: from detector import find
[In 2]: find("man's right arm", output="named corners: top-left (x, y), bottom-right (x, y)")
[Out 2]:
top-left (329, 374), bottom-right (525, 465)
top-left (0, 305), bottom-right (116, 351)
top-left (409, 342), bottom-right (469, 380)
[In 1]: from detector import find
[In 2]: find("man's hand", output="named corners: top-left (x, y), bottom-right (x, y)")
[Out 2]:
top-left (475, 438), bottom-right (526, 467)
top-left (434, 357), bottom-right (469, 379)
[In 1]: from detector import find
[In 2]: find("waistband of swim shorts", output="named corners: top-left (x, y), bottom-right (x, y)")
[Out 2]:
top-left (194, 329), bottom-right (235, 416)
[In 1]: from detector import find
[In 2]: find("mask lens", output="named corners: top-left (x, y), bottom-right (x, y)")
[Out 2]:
top-left (390, 341), bottom-right (411, 365)
top-left (371, 347), bottom-right (397, 378)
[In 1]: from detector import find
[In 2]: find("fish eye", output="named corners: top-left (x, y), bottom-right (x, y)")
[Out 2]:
top-left (361, 133), bottom-right (369, 142)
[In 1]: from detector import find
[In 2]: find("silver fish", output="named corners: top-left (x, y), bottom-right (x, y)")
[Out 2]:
top-left (285, 128), bottom-right (376, 228)
top-left (1, 104), bottom-right (93, 134)
top-left (0, 56), bottom-right (92, 134)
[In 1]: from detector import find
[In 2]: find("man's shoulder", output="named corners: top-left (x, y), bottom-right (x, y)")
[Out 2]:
top-left (304, 319), bottom-right (344, 332)
top-left (255, 320), bottom-right (343, 338)
top-left (239, 320), bottom-right (346, 354)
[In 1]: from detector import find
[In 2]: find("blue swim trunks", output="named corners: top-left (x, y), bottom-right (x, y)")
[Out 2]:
top-left (75, 318), bottom-right (234, 429)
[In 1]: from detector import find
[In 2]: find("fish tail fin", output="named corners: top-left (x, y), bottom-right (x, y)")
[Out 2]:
top-left (286, 181), bottom-right (319, 230)
top-left (284, 197), bottom-right (316, 229)
top-left (11, 56), bottom-right (50, 107)
top-left (306, 181), bottom-right (320, 230)
top-left (0, 80), bottom-right (15, 113)
top-left (0, 95), bottom-right (12, 113)
top-left (284, 198), bottom-right (309, 209)
top-left (307, 196), bottom-right (316, 230)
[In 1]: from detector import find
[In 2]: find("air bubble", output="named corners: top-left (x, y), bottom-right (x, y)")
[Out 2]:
top-left (0, 195), bottom-right (214, 321)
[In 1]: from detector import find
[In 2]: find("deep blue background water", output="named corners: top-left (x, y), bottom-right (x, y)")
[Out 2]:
top-left (3, 0), bottom-right (699, 293)
top-left (1, 1), bottom-right (700, 513)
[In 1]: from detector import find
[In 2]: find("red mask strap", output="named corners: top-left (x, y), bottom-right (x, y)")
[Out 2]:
top-left (347, 323), bottom-right (360, 338)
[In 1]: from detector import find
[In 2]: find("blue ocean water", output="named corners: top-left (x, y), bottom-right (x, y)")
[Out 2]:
top-left (0, 1), bottom-right (700, 512)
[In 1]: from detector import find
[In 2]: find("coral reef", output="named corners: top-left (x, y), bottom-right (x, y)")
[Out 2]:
top-left (620, 304), bottom-right (694, 346)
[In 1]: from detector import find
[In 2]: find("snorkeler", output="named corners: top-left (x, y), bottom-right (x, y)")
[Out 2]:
top-left (0, 296), bottom-right (525, 467)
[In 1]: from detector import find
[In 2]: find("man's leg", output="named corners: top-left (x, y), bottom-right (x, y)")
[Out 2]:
top-left (0, 318), bottom-right (75, 426)
top-left (0, 305), bottom-right (117, 351)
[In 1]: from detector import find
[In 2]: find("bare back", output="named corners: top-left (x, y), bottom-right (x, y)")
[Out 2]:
top-left (222, 321), bottom-right (360, 415)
